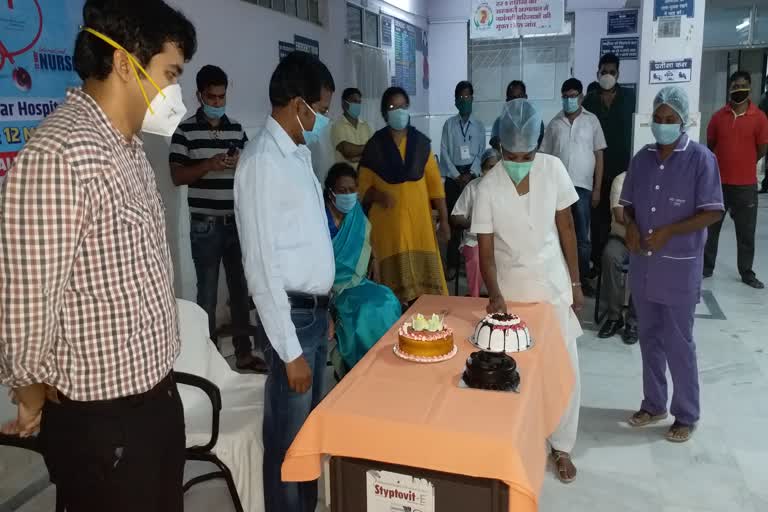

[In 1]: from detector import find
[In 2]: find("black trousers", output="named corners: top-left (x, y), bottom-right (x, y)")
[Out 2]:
top-left (444, 176), bottom-right (464, 271)
top-left (704, 184), bottom-right (758, 279)
top-left (590, 179), bottom-right (613, 271)
top-left (39, 374), bottom-right (186, 512)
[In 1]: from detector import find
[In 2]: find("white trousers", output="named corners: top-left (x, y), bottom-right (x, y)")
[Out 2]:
top-left (547, 300), bottom-right (581, 453)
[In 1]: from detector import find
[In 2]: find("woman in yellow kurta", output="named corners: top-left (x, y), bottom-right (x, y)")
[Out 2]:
top-left (358, 87), bottom-right (450, 304)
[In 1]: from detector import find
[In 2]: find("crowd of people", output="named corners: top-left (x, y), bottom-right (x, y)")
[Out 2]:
top-left (0, 1), bottom-right (766, 511)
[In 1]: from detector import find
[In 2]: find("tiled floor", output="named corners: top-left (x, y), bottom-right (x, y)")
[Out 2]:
top-left (2, 204), bottom-right (767, 512)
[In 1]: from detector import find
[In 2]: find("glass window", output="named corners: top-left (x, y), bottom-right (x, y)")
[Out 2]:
top-left (258, 0), bottom-right (270, 7)
top-left (347, 4), bottom-right (363, 43)
top-left (297, 0), bottom-right (308, 20)
top-left (309, 0), bottom-right (320, 24)
top-left (364, 11), bottom-right (379, 47)
top-left (755, 4), bottom-right (767, 46)
top-left (273, 0), bottom-right (285, 11)
top-left (703, 6), bottom-right (752, 48)
top-left (285, 0), bottom-right (297, 16)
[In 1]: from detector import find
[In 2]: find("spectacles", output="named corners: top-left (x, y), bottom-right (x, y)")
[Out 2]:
top-left (386, 104), bottom-right (409, 111)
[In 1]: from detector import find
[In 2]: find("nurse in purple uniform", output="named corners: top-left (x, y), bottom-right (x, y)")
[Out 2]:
top-left (620, 86), bottom-right (724, 443)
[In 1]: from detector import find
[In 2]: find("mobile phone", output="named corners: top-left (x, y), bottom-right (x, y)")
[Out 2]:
top-left (226, 143), bottom-right (237, 157)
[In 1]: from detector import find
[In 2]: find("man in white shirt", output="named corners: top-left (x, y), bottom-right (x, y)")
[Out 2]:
top-left (234, 51), bottom-right (336, 512)
top-left (598, 172), bottom-right (638, 343)
top-left (540, 78), bottom-right (607, 296)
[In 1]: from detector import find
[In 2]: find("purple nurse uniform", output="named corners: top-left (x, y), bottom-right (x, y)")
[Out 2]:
top-left (620, 134), bottom-right (724, 426)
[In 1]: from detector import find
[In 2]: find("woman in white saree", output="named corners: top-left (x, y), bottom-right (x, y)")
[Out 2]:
top-left (471, 99), bottom-right (584, 483)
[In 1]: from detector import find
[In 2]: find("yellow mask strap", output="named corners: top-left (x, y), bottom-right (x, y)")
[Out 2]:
top-left (82, 27), bottom-right (165, 114)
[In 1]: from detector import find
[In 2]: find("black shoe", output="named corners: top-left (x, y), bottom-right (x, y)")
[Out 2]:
top-left (622, 324), bottom-right (638, 345)
top-left (581, 282), bottom-right (596, 298)
top-left (598, 318), bottom-right (624, 339)
top-left (703, 270), bottom-right (713, 278)
top-left (742, 276), bottom-right (765, 289)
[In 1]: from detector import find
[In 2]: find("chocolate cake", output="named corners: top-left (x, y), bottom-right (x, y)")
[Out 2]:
top-left (462, 351), bottom-right (520, 391)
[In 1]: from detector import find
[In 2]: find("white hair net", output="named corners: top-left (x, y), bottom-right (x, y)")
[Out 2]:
top-left (498, 99), bottom-right (541, 153)
top-left (653, 86), bottom-right (690, 125)
top-left (480, 148), bottom-right (501, 166)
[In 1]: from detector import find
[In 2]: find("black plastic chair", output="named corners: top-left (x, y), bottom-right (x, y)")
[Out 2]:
top-left (0, 432), bottom-right (64, 512)
top-left (174, 371), bottom-right (245, 512)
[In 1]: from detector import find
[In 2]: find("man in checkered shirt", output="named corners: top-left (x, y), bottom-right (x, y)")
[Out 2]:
top-left (0, 1), bottom-right (196, 510)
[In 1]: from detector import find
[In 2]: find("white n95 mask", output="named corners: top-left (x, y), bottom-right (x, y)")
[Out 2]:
top-left (141, 84), bottom-right (187, 137)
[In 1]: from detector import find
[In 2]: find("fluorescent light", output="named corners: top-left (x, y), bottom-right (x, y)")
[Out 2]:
top-left (736, 19), bottom-right (750, 31)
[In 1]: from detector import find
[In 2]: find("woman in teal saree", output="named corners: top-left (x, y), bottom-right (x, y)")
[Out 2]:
top-left (324, 163), bottom-right (402, 377)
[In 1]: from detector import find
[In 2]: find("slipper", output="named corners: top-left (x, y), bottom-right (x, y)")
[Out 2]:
top-left (551, 450), bottom-right (577, 484)
top-left (236, 356), bottom-right (269, 374)
top-left (628, 409), bottom-right (668, 427)
top-left (665, 422), bottom-right (695, 443)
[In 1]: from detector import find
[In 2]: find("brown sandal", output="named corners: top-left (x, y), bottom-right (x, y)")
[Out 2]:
top-left (551, 450), bottom-right (577, 483)
top-left (665, 422), bottom-right (695, 443)
top-left (628, 409), bottom-right (668, 427)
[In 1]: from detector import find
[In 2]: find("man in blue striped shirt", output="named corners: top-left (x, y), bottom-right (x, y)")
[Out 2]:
top-left (169, 65), bottom-right (266, 372)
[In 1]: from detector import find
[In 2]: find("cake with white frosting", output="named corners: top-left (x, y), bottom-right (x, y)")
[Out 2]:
top-left (472, 313), bottom-right (532, 353)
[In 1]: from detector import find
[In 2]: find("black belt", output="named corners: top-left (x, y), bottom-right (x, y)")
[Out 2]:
top-left (455, 164), bottom-right (473, 175)
top-left (57, 373), bottom-right (175, 407)
top-left (191, 213), bottom-right (236, 225)
top-left (287, 292), bottom-right (330, 310)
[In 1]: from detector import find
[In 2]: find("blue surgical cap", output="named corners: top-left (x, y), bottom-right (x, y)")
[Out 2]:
top-left (653, 86), bottom-right (690, 125)
top-left (480, 148), bottom-right (501, 166)
top-left (499, 99), bottom-right (541, 153)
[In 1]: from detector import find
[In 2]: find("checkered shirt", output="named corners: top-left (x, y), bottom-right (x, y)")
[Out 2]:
top-left (0, 88), bottom-right (179, 401)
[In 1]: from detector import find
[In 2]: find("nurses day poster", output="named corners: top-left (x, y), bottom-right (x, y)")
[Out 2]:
top-left (0, 0), bottom-right (83, 184)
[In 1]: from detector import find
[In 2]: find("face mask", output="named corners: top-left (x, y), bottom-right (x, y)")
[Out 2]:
top-left (346, 102), bottom-right (362, 119)
top-left (387, 108), bottom-right (410, 130)
top-left (562, 97), bottom-right (580, 114)
top-left (298, 99), bottom-right (330, 145)
top-left (203, 103), bottom-right (226, 119)
top-left (730, 89), bottom-right (750, 105)
top-left (651, 122), bottom-right (683, 146)
top-left (455, 98), bottom-right (473, 116)
top-left (502, 160), bottom-right (533, 185)
top-left (334, 192), bottom-right (358, 213)
top-left (82, 28), bottom-right (187, 137)
top-left (599, 74), bottom-right (617, 91)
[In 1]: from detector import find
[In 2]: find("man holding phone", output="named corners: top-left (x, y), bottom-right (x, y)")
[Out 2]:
top-left (170, 65), bottom-right (266, 372)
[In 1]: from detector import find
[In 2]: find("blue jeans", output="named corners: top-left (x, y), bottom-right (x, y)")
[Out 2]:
top-left (190, 219), bottom-right (254, 357)
top-left (263, 305), bottom-right (329, 512)
top-left (571, 187), bottom-right (592, 282)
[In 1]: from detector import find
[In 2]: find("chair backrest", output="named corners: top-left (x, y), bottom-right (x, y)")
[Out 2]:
top-left (174, 299), bottom-right (216, 412)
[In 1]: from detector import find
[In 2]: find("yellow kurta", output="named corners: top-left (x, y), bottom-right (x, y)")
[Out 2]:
top-left (358, 135), bottom-right (448, 303)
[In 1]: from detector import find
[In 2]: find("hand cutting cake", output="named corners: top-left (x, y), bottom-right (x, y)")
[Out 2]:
top-left (472, 313), bottom-right (532, 353)
top-left (397, 313), bottom-right (455, 358)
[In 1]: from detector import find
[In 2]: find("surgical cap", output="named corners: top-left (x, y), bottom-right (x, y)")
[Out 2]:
top-left (481, 148), bottom-right (501, 166)
top-left (498, 99), bottom-right (542, 153)
top-left (653, 86), bottom-right (690, 125)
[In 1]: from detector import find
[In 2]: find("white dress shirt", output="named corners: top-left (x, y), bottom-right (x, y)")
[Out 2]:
top-left (234, 116), bottom-right (335, 363)
top-left (451, 178), bottom-right (481, 248)
top-left (539, 108), bottom-right (607, 191)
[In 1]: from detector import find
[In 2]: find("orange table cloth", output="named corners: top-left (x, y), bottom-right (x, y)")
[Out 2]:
top-left (282, 295), bottom-right (575, 511)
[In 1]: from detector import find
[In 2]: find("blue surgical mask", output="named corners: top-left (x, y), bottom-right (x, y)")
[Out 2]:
top-left (502, 160), bottom-right (533, 184)
top-left (651, 122), bottom-right (683, 146)
top-left (387, 108), bottom-right (410, 130)
top-left (334, 192), bottom-right (358, 213)
top-left (299, 100), bottom-right (330, 145)
top-left (346, 102), bottom-right (362, 119)
top-left (562, 97), bottom-right (579, 114)
top-left (203, 103), bottom-right (226, 119)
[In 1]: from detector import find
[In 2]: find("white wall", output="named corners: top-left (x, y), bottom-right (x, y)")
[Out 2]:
top-left (573, 8), bottom-right (641, 87)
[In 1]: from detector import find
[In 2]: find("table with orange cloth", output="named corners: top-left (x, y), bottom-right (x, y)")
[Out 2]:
top-left (282, 295), bottom-right (575, 511)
